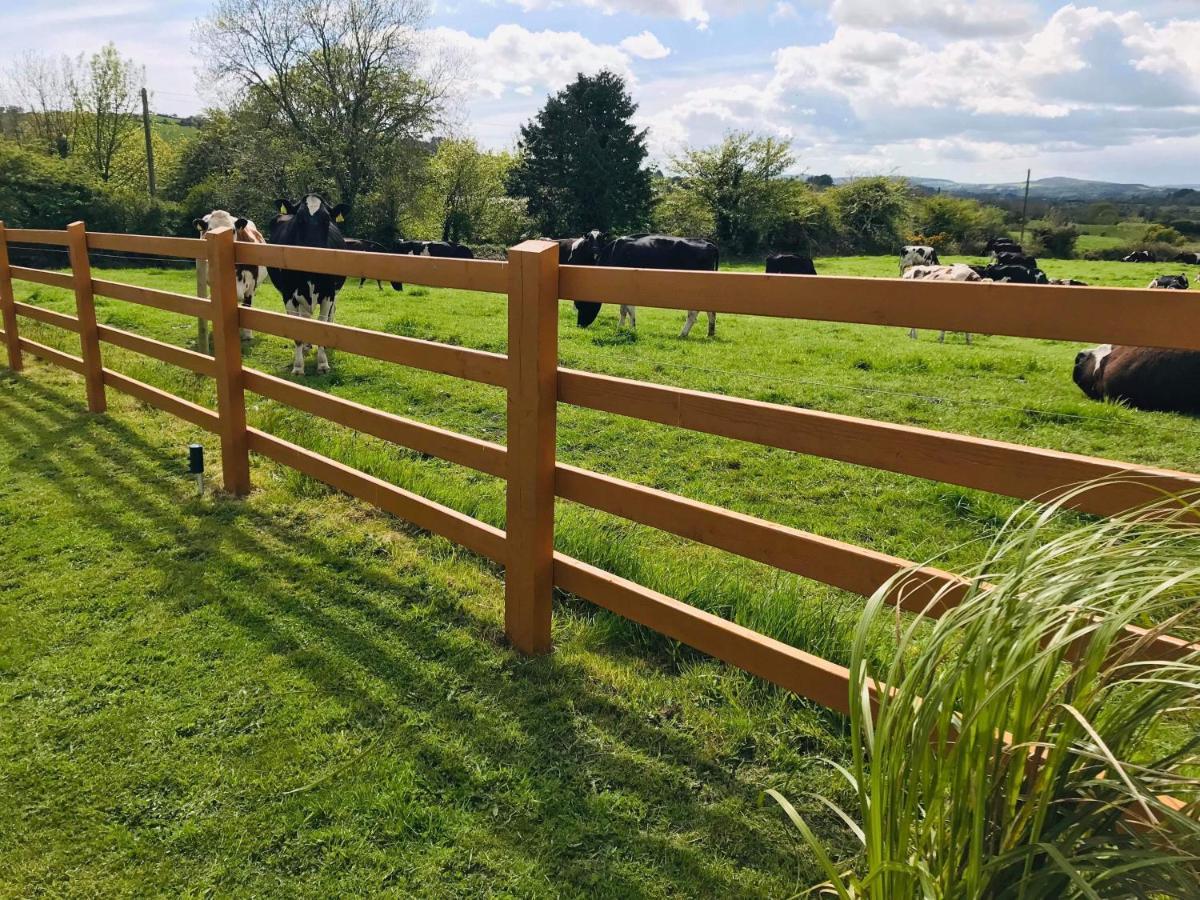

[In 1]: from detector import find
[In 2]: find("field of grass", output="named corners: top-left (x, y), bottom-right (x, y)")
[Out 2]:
top-left (3, 252), bottom-right (1198, 894)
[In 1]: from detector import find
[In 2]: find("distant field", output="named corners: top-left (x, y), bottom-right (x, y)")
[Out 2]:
top-left (3, 255), bottom-right (1198, 893)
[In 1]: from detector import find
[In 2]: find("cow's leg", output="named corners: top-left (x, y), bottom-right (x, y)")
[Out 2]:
top-left (939, 331), bottom-right (947, 342)
top-left (707, 311), bottom-right (716, 337)
top-left (286, 293), bottom-right (312, 375)
top-left (240, 297), bottom-right (253, 340)
top-left (965, 332), bottom-right (972, 345)
top-left (618, 305), bottom-right (628, 328)
top-left (316, 295), bottom-right (335, 374)
top-left (627, 305), bottom-right (636, 329)
top-left (908, 328), bottom-right (918, 340)
top-left (680, 310), bottom-right (699, 338)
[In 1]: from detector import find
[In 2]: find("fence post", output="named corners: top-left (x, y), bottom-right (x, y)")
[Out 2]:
top-left (66, 221), bottom-right (106, 413)
top-left (196, 257), bottom-right (210, 354)
top-left (205, 226), bottom-right (251, 497)
top-left (0, 221), bottom-right (22, 372)
top-left (505, 240), bottom-right (560, 655)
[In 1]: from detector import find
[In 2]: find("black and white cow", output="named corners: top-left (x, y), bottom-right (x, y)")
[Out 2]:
top-left (388, 240), bottom-right (475, 291)
top-left (266, 195), bottom-right (348, 375)
top-left (900, 245), bottom-right (939, 275)
top-left (985, 237), bottom-right (1022, 255)
top-left (1050, 278), bottom-right (1089, 286)
top-left (1074, 345), bottom-right (1200, 413)
top-left (343, 237), bottom-right (390, 290)
top-left (194, 210), bottom-right (266, 339)
top-left (901, 263), bottom-right (981, 342)
top-left (1149, 274), bottom-right (1189, 290)
top-left (993, 252), bottom-right (1038, 271)
top-left (766, 253), bottom-right (818, 275)
top-left (1176, 252), bottom-right (1200, 266)
top-left (569, 232), bottom-right (720, 337)
top-left (974, 264), bottom-right (1049, 285)
top-left (1123, 250), bottom-right (1157, 263)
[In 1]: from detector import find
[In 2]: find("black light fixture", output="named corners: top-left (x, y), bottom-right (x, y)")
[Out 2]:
top-left (188, 443), bottom-right (205, 496)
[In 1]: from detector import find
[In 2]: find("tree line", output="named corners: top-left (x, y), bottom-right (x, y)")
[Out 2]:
top-left (1, 0), bottom-right (1079, 259)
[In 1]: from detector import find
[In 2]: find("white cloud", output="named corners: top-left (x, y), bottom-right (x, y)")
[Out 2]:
top-left (770, 2), bottom-right (799, 23)
top-left (619, 31), bottom-right (671, 60)
top-left (507, 0), bottom-right (767, 29)
top-left (829, 0), bottom-right (1038, 36)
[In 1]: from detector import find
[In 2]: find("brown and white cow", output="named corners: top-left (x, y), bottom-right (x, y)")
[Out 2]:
top-left (1073, 345), bottom-right (1200, 414)
top-left (901, 263), bottom-right (981, 343)
top-left (194, 210), bottom-right (267, 339)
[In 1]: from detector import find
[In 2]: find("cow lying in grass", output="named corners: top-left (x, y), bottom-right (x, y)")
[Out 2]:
top-left (1074, 345), bottom-right (1200, 413)
top-left (901, 263), bottom-right (981, 343)
top-left (194, 210), bottom-right (266, 339)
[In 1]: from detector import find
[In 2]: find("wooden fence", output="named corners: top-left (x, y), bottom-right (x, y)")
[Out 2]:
top-left (1, 220), bottom-right (1198, 719)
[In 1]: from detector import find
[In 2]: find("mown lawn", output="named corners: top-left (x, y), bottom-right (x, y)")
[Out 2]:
top-left (3, 252), bottom-right (1199, 895)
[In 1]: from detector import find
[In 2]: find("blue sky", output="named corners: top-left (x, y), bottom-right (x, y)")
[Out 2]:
top-left (6, 1), bottom-right (1200, 183)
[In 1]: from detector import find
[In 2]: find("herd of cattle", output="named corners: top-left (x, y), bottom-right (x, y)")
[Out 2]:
top-left (193, 195), bottom-right (1198, 414)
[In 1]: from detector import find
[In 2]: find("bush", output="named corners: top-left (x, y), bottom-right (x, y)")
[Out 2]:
top-left (911, 195), bottom-right (1006, 254)
top-left (829, 176), bottom-right (911, 254)
top-left (1082, 241), bottom-right (1190, 262)
top-left (773, 486), bottom-right (1200, 897)
top-left (1143, 223), bottom-right (1186, 246)
top-left (1030, 223), bottom-right (1079, 259)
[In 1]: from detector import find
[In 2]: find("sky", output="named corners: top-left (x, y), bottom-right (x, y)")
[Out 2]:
top-left (6, 0), bottom-right (1200, 184)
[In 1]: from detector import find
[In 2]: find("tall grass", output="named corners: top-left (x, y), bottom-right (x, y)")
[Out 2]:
top-left (773, 483), bottom-right (1200, 897)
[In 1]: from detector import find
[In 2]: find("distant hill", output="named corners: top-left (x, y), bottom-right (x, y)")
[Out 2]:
top-left (835, 175), bottom-right (1197, 202)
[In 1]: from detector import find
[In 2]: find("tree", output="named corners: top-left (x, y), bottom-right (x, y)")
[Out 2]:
top-left (668, 132), bottom-right (794, 254)
top-left (69, 44), bottom-right (144, 183)
top-left (196, 0), bottom-right (450, 220)
top-left (830, 177), bottom-right (911, 254)
top-left (651, 179), bottom-right (716, 239)
top-left (911, 195), bottom-right (1006, 253)
top-left (5, 51), bottom-right (78, 157)
top-left (508, 70), bottom-right (652, 236)
top-left (417, 138), bottom-right (514, 243)
top-left (806, 174), bottom-right (834, 189)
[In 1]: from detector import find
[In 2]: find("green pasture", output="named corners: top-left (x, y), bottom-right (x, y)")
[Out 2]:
top-left (2, 252), bottom-right (1197, 895)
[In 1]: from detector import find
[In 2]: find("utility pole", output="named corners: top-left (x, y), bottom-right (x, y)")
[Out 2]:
top-left (1019, 168), bottom-right (1031, 243)
top-left (140, 87), bottom-right (156, 198)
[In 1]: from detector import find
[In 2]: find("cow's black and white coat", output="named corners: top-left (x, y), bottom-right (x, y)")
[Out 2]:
top-left (765, 254), bottom-right (817, 275)
top-left (194, 210), bottom-right (266, 339)
top-left (389, 240), bottom-right (474, 291)
top-left (568, 232), bottom-right (720, 337)
top-left (901, 263), bottom-right (982, 342)
top-left (266, 195), bottom-right (348, 375)
top-left (899, 245), bottom-right (939, 275)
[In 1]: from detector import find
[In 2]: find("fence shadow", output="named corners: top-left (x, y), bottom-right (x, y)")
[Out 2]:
top-left (0, 374), bottom-right (816, 897)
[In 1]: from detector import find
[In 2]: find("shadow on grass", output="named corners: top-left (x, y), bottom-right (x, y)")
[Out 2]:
top-left (0, 372), bottom-right (815, 896)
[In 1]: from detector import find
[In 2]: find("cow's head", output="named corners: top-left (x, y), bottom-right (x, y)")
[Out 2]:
top-left (194, 210), bottom-right (249, 235)
top-left (567, 230), bottom-right (610, 327)
top-left (271, 195), bottom-right (348, 246)
top-left (1073, 344), bottom-right (1113, 400)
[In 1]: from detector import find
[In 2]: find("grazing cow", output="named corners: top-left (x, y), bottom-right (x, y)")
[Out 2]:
top-left (1123, 250), bottom-right (1157, 263)
top-left (568, 232), bottom-right (720, 336)
top-left (388, 239), bottom-right (475, 291)
top-left (765, 253), bottom-right (817, 275)
top-left (1176, 252), bottom-right (1200, 265)
top-left (901, 263), bottom-right (981, 343)
top-left (343, 237), bottom-right (390, 290)
top-left (994, 252), bottom-right (1038, 271)
top-left (1074, 345), bottom-right (1200, 413)
top-left (266, 194), bottom-right (348, 375)
top-left (194, 210), bottom-right (266, 339)
top-left (1149, 274), bottom-right (1189, 290)
top-left (899, 245), bottom-right (939, 275)
top-left (985, 237), bottom-right (1022, 255)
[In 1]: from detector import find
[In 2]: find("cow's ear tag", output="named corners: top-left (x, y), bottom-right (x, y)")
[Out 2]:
top-left (334, 212), bottom-right (345, 223)
top-left (279, 203), bottom-right (288, 214)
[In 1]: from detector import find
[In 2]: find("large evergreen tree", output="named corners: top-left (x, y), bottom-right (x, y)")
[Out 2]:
top-left (508, 71), bottom-right (651, 236)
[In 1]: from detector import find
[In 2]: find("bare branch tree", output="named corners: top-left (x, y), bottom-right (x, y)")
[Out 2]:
top-left (5, 51), bottom-right (79, 157)
top-left (195, 0), bottom-right (451, 216)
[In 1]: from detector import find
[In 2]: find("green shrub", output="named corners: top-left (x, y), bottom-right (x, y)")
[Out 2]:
top-left (1143, 223), bottom-right (1186, 246)
top-left (1030, 223), bottom-right (1079, 259)
top-left (773, 484), bottom-right (1200, 898)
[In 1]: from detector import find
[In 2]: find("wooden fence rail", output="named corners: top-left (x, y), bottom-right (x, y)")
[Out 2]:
top-left (0, 219), bottom-right (1196, 722)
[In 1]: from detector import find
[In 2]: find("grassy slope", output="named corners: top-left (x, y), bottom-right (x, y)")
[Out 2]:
top-left (3, 253), bottom-right (1199, 893)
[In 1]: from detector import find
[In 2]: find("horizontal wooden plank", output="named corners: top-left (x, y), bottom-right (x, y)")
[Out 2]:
top-left (92, 278), bottom-right (212, 319)
top-left (557, 368), bottom-right (1200, 518)
top-left (13, 302), bottom-right (80, 332)
top-left (559, 267), bottom-right (1200, 351)
top-left (243, 368), bottom-right (506, 477)
top-left (238, 243), bottom-right (508, 294)
top-left (5, 228), bottom-right (69, 247)
top-left (555, 463), bottom-right (966, 616)
top-left (96, 324), bottom-right (216, 376)
top-left (86, 232), bottom-right (206, 259)
top-left (18, 338), bottom-right (84, 374)
top-left (553, 552), bottom-right (860, 714)
top-left (240, 307), bottom-right (507, 387)
top-left (10, 266), bottom-right (74, 290)
top-left (102, 369), bottom-right (220, 432)
top-left (246, 427), bottom-right (507, 563)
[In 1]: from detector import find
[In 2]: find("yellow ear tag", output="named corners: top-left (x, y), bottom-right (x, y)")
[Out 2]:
top-left (279, 204), bottom-right (287, 214)
top-left (335, 213), bottom-right (345, 223)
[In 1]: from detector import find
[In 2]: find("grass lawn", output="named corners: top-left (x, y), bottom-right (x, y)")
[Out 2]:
top-left (3, 251), bottom-right (1198, 894)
